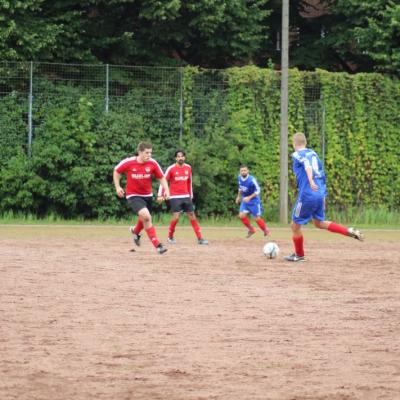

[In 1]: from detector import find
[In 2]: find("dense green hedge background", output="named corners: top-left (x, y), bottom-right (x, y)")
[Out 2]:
top-left (0, 66), bottom-right (399, 220)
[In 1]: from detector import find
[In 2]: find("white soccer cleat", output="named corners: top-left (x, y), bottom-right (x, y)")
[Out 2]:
top-left (348, 227), bottom-right (364, 241)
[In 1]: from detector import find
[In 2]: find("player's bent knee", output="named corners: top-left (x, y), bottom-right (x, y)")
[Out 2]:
top-left (313, 220), bottom-right (327, 229)
top-left (139, 211), bottom-right (151, 223)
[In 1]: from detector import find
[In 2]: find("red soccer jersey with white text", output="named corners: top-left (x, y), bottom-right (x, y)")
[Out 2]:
top-left (115, 156), bottom-right (164, 198)
top-left (159, 163), bottom-right (193, 198)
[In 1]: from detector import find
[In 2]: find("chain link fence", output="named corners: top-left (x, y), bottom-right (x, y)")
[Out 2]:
top-left (0, 61), bottom-right (325, 158)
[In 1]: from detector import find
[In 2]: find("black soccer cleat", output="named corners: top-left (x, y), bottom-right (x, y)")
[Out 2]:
top-left (133, 233), bottom-right (141, 247)
top-left (198, 238), bottom-right (209, 245)
top-left (246, 230), bottom-right (256, 238)
top-left (156, 244), bottom-right (168, 254)
top-left (129, 226), bottom-right (142, 246)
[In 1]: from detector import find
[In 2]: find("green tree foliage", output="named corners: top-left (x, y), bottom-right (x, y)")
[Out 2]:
top-left (1, 0), bottom-right (398, 73)
top-left (0, 0), bottom-right (93, 62)
top-left (0, 0), bottom-right (271, 67)
top-left (266, 0), bottom-right (400, 74)
top-left (328, 0), bottom-right (400, 74)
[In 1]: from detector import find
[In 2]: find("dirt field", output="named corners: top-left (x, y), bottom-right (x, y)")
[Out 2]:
top-left (1, 225), bottom-right (399, 400)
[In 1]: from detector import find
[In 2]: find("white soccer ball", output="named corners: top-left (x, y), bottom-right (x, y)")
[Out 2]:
top-left (263, 242), bottom-right (280, 259)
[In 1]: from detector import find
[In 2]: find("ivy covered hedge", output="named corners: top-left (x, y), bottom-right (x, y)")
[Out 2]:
top-left (0, 66), bottom-right (398, 220)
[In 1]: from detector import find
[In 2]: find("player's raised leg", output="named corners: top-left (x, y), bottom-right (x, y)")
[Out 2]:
top-left (313, 220), bottom-right (364, 241)
top-left (130, 218), bottom-right (144, 246)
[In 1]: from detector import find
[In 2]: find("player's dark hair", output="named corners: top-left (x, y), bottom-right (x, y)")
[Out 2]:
top-left (137, 142), bottom-right (152, 153)
top-left (175, 149), bottom-right (186, 157)
top-left (239, 164), bottom-right (248, 169)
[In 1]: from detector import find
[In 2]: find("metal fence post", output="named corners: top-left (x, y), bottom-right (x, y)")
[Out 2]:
top-left (321, 94), bottom-right (326, 163)
top-left (179, 67), bottom-right (184, 142)
top-left (279, 0), bottom-right (289, 224)
top-left (27, 61), bottom-right (33, 157)
top-left (105, 64), bottom-right (109, 113)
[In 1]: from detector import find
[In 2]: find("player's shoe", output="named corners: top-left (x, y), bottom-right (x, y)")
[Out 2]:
top-left (284, 253), bottom-right (306, 262)
top-left (167, 237), bottom-right (177, 244)
top-left (348, 227), bottom-right (364, 241)
top-left (129, 226), bottom-right (141, 247)
top-left (246, 229), bottom-right (256, 238)
top-left (198, 238), bottom-right (209, 245)
top-left (263, 228), bottom-right (270, 237)
top-left (156, 244), bottom-right (168, 254)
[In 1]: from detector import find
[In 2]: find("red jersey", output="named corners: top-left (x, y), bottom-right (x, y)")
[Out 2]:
top-left (115, 156), bottom-right (164, 198)
top-left (159, 163), bottom-right (193, 199)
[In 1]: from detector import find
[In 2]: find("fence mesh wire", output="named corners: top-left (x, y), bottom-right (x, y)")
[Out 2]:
top-left (0, 62), bottom-right (325, 158)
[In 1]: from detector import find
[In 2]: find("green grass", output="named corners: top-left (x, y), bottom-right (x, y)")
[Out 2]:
top-left (0, 207), bottom-right (399, 229)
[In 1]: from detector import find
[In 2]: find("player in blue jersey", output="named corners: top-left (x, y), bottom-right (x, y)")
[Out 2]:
top-left (235, 165), bottom-right (270, 238)
top-left (284, 132), bottom-right (364, 262)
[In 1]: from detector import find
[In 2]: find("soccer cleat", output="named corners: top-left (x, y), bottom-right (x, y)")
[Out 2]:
top-left (263, 228), bottom-right (270, 237)
top-left (348, 227), bottom-right (364, 241)
top-left (198, 238), bottom-right (209, 245)
top-left (156, 244), bottom-right (168, 254)
top-left (167, 237), bottom-right (177, 244)
top-left (133, 233), bottom-right (141, 246)
top-left (246, 230), bottom-right (256, 238)
top-left (129, 226), bottom-right (141, 246)
top-left (284, 253), bottom-right (306, 262)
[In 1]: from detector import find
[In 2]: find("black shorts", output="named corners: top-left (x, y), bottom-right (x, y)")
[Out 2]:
top-left (127, 196), bottom-right (153, 214)
top-left (169, 197), bottom-right (194, 213)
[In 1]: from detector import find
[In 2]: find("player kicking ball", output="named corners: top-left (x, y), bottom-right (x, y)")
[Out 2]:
top-left (285, 132), bottom-right (363, 262)
top-left (236, 165), bottom-right (270, 238)
top-left (158, 149), bottom-right (208, 245)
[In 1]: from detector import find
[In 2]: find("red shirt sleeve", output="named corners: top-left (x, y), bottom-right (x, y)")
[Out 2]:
top-left (115, 158), bottom-right (130, 174)
top-left (152, 159), bottom-right (164, 180)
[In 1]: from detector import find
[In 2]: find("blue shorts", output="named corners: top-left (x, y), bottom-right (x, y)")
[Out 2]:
top-left (292, 196), bottom-right (325, 225)
top-left (240, 201), bottom-right (263, 217)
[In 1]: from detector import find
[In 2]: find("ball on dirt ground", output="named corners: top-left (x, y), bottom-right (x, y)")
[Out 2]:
top-left (263, 242), bottom-right (280, 259)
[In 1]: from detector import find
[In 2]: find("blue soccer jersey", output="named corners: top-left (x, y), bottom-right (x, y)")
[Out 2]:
top-left (291, 148), bottom-right (327, 224)
top-left (238, 174), bottom-right (261, 202)
top-left (292, 148), bottom-right (326, 200)
top-left (238, 174), bottom-right (263, 216)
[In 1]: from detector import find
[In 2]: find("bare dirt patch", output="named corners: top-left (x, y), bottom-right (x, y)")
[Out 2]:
top-left (1, 226), bottom-right (399, 399)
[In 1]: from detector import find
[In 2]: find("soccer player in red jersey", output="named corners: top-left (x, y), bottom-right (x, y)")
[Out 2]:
top-left (157, 149), bottom-right (208, 245)
top-left (113, 142), bottom-right (170, 254)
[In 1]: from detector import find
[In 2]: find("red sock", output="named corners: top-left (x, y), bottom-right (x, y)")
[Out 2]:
top-left (145, 226), bottom-right (160, 248)
top-left (293, 235), bottom-right (304, 257)
top-left (240, 216), bottom-right (255, 232)
top-left (328, 222), bottom-right (349, 236)
top-left (133, 219), bottom-right (144, 234)
top-left (190, 219), bottom-right (202, 239)
top-left (255, 218), bottom-right (269, 233)
top-left (168, 219), bottom-right (178, 238)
